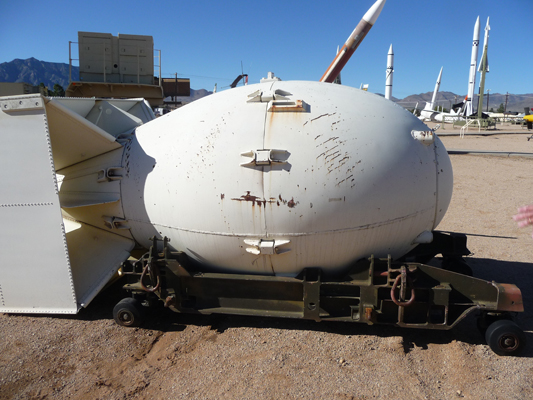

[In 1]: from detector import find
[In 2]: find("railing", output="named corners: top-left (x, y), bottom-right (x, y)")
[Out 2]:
top-left (460, 118), bottom-right (479, 138)
top-left (68, 41), bottom-right (79, 84)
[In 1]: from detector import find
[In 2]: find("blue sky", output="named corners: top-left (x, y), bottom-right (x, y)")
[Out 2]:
top-left (1, 0), bottom-right (531, 99)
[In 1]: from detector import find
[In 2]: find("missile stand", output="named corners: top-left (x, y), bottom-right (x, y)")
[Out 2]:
top-left (114, 233), bottom-right (525, 356)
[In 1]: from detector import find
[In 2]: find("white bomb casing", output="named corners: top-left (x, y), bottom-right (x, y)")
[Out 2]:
top-left (121, 81), bottom-right (453, 276)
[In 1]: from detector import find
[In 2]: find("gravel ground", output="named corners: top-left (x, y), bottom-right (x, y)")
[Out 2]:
top-left (2, 126), bottom-right (533, 400)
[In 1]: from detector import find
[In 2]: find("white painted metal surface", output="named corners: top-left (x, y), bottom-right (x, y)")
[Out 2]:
top-left (122, 81), bottom-right (453, 276)
top-left (1, 82), bottom-right (453, 312)
top-left (466, 16), bottom-right (480, 116)
top-left (0, 94), bottom-right (150, 313)
top-left (0, 95), bottom-right (77, 312)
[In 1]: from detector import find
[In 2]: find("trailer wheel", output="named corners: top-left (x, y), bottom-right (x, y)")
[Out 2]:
top-left (477, 313), bottom-right (512, 335)
top-left (485, 319), bottom-right (526, 356)
top-left (113, 297), bottom-right (145, 327)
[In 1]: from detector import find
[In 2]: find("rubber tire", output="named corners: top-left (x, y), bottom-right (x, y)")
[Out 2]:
top-left (485, 319), bottom-right (526, 356)
top-left (477, 313), bottom-right (512, 336)
top-left (113, 297), bottom-right (145, 327)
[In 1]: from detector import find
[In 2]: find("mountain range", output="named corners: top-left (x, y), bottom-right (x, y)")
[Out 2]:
top-left (0, 58), bottom-right (79, 90)
top-left (395, 91), bottom-right (532, 114)
top-left (1, 58), bottom-right (531, 112)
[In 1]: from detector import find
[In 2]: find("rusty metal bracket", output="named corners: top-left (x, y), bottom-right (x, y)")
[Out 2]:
top-left (140, 236), bottom-right (169, 293)
top-left (267, 99), bottom-right (308, 113)
top-left (390, 266), bottom-right (415, 307)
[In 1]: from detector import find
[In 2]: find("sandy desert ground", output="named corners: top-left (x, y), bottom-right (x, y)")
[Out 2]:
top-left (2, 122), bottom-right (533, 400)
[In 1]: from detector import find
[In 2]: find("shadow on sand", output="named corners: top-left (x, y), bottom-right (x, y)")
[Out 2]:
top-left (69, 255), bottom-right (533, 357)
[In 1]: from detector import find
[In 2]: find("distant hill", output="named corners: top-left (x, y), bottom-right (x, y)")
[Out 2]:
top-left (394, 91), bottom-right (533, 113)
top-left (0, 58), bottom-right (210, 100)
top-left (396, 91), bottom-right (459, 108)
top-left (0, 58), bottom-right (531, 112)
top-left (0, 58), bottom-right (78, 90)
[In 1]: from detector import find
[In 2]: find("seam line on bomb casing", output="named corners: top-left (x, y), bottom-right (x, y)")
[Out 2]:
top-left (263, 81), bottom-right (276, 274)
top-left (262, 81), bottom-right (277, 239)
top-left (134, 205), bottom-right (434, 238)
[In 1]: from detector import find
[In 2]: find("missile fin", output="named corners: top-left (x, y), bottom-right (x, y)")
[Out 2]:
top-left (0, 94), bottom-right (148, 313)
top-left (66, 221), bottom-right (134, 308)
top-left (44, 99), bottom-right (123, 170)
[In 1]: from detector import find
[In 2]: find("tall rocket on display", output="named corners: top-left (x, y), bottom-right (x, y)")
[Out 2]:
top-left (465, 16), bottom-right (480, 116)
top-left (418, 67), bottom-right (443, 121)
top-left (477, 17), bottom-right (490, 118)
top-left (478, 17), bottom-right (490, 74)
top-left (320, 0), bottom-right (386, 83)
top-left (431, 67), bottom-right (443, 110)
top-left (385, 44), bottom-right (394, 100)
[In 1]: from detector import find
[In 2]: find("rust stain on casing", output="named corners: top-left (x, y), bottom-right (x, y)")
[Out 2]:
top-left (231, 191), bottom-right (275, 207)
top-left (269, 99), bottom-right (306, 113)
top-left (278, 194), bottom-right (299, 208)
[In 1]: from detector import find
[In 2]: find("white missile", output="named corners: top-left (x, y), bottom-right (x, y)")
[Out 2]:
top-left (478, 17), bottom-right (490, 73)
top-left (385, 44), bottom-right (394, 100)
top-left (419, 67), bottom-right (443, 121)
top-left (320, 0), bottom-right (387, 83)
top-left (0, 81), bottom-right (453, 312)
top-left (465, 16), bottom-right (480, 116)
top-left (430, 66), bottom-right (443, 108)
top-left (477, 17), bottom-right (490, 118)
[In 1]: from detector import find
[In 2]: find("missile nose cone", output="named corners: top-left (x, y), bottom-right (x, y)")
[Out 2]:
top-left (486, 16), bottom-right (490, 30)
top-left (320, 0), bottom-right (387, 83)
top-left (473, 16), bottom-right (480, 37)
top-left (388, 44), bottom-right (393, 54)
top-left (363, 0), bottom-right (386, 25)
